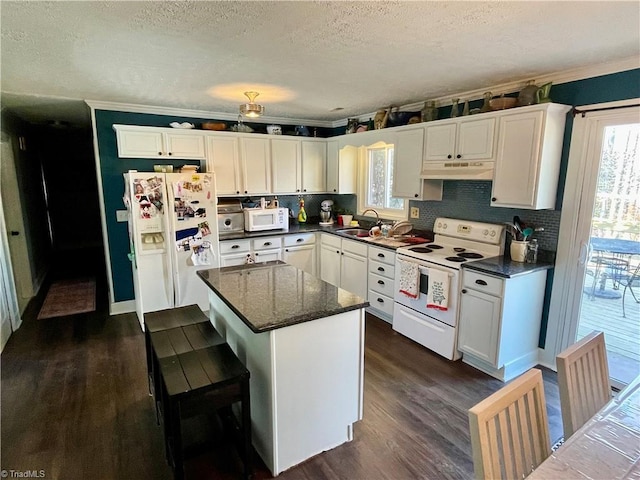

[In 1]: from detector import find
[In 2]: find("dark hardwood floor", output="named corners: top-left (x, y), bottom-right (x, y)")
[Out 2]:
top-left (1, 285), bottom-right (563, 479)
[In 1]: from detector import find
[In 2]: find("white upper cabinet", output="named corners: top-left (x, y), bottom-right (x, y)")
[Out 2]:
top-left (239, 136), bottom-right (271, 195)
top-left (326, 141), bottom-right (357, 194)
top-left (491, 103), bottom-right (571, 209)
top-left (423, 117), bottom-right (495, 163)
top-left (301, 140), bottom-right (326, 193)
top-left (206, 136), bottom-right (242, 195)
top-left (393, 128), bottom-right (443, 200)
top-left (271, 138), bottom-right (301, 194)
top-left (113, 125), bottom-right (205, 159)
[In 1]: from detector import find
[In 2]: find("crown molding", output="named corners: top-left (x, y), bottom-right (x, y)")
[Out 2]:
top-left (84, 100), bottom-right (336, 128)
top-left (331, 56), bottom-right (640, 128)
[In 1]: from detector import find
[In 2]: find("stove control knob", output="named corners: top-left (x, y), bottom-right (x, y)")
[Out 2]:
top-left (483, 229), bottom-right (489, 236)
top-left (442, 223), bottom-right (447, 229)
top-left (437, 222), bottom-right (442, 229)
top-left (490, 230), bottom-right (496, 237)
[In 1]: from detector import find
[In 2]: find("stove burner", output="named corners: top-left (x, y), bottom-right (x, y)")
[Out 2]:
top-left (409, 247), bottom-right (433, 254)
top-left (426, 244), bottom-right (444, 249)
top-left (454, 247), bottom-right (466, 252)
top-left (445, 256), bottom-right (467, 263)
top-left (458, 252), bottom-right (483, 259)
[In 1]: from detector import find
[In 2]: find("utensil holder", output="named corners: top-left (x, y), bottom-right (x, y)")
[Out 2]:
top-left (510, 240), bottom-right (529, 263)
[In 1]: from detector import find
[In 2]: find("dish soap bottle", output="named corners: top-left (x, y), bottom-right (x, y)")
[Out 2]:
top-left (297, 198), bottom-right (307, 223)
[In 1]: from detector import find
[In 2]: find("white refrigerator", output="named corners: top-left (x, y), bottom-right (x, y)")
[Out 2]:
top-left (124, 171), bottom-right (220, 329)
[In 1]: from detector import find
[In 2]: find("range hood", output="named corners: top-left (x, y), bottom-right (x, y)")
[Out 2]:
top-left (420, 161), bottom-right (494, 180)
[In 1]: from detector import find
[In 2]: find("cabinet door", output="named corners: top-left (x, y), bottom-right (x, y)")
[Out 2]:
top-left (254, 249), bottom-right (281, 263)
top-left (164, 133), bottom-right (206, 158)
top-left (341, 250), bottom-right (368, 299)
top-left (116, 129), bottom-right (165, 158)
top-left (491, 111), bottom-right (544, 208)
top-left (271, 138), bottom-right (301, 194)
top-left (457, 118), bottom-right (495, 161)
top-left (220, 253), bottom-right (249, 267)
top-left (301, 141), bottom-right (326, 193)
top-left (240, 137), bottom-right (271, 194)
top-left (207, 136), bottom-right (241, 195)
top-left (320, 243), bottom-right (341, 287)
top-left (424, 123), bottom-right (457, 162)
top-left (326, 140), bottom-right (339, 193)
top-left (283, 244), bottom-right (316, 276)
top-left (458, 288), bottom-right (502, 366)
top-left (393, 128), bottom-right (424, 199)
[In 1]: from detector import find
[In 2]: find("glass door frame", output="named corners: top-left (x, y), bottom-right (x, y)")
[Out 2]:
top-left (544, 99), bottom-right (639, 389)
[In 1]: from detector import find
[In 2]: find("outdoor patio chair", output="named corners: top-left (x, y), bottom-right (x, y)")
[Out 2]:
top-left (622, 262), bottom-right (640, 318)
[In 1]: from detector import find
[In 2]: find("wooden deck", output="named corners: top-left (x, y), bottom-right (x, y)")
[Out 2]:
top-left (579, 277), bottom-right (640, 385)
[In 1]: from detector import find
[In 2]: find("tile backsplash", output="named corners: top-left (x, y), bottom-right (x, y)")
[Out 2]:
top-left (409, 181), bottom-right (561, 252)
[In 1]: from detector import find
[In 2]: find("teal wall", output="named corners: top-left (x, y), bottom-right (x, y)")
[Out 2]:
top-left (96, 69), bottom-right (640, 307)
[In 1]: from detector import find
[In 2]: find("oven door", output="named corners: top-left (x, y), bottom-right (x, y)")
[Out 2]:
top-left (393, 254), bottom-right (459, 328)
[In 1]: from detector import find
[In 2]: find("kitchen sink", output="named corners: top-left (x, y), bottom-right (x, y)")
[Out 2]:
top-left (338, 228), bottom-right (370, 238)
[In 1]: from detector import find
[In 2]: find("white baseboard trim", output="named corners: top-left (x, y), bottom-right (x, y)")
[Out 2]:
top-left (109, 300), bottom-right (136, 316)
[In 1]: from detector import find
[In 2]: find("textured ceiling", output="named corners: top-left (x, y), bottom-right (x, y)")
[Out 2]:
top-left (1, 1), bottom-right (639, 127)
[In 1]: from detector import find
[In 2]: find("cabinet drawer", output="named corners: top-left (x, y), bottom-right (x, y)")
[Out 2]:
top-left (369, 260), bottom-right (395, 279)
top-left (220, 239), bottom-right (251, 254)
top-left (368, 290), bottom-right (395, 317)
top-left (368, 246), bottom-right (395, 265)
top-left (252, 237), bottom-right (282, 251)
top-left (368, 272), bottom-right (395, 297)
top-left (342, 238), bottom-right (368, 256)
top-left (284, 232), bottom-right (315, 247)
top-left (463, 270), bottom-right (503, 297)
top-left (321, 233), bottom-right (341, 249)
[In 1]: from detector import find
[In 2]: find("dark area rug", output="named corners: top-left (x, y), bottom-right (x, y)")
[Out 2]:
top-left (37, 278), bottom-right (96, 319)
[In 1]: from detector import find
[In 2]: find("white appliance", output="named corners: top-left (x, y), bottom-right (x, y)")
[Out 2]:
top-left (244, 207), bottom-right (289, 232)
top-left (123, 171), bottom-right (220, 329)
top-left (393, 217), bottom-right (505, 360)
top-left (420, 161), bottom-right (494, 180)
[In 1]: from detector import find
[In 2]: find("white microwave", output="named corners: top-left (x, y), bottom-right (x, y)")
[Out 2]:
top-left (244, 207), bottom-right (289, 232)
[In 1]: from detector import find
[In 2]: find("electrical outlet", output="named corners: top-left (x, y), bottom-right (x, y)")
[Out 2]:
top-left (116, 210), bottom-right (128, 223)
top-left (410, 207), bottom-right (420, 219)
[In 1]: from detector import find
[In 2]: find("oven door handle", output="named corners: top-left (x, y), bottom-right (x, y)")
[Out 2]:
top-left (418, 266), bottom-right (454, 278)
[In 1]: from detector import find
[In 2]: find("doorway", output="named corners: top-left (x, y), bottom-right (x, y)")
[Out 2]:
top-left (552, 102), bottom-right (639, 389)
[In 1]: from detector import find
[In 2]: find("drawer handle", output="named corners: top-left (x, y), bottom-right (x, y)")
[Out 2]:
top-left (377, 253), bottom-right (385, 258)
top-left (296, 238), bottom-right (304, 242)
top-left (462, 289), bottom-right (468, 294)
top-left (231, 245), bottom-right (239, 249)
top-left (377, 280), bottom-right (384, 285)
top-left (475, 279), bottom-right (488, 286)
top-left (264, 242), bottom-right (272, 246)
top-left (377, 267), bottom-right (385, 272)
top-left (377, 298), bottom-right (384, 303)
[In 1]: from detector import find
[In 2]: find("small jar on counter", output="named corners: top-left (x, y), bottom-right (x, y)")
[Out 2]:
top-left (381, 224), bottom-right (392, 238)
top-left (526, 239), bottom-right (539, 263)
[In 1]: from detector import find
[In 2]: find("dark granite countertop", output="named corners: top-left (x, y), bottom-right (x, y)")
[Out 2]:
top-left (197, 261), bottom-right (369, 333)
top-left (218, 223), bottom-right (433, 251)
top-left (462, 255), bottom-right (555, 278)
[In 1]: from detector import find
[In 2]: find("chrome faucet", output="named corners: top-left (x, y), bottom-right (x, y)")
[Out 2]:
top-left (362, 209), bottom-right (382, 227)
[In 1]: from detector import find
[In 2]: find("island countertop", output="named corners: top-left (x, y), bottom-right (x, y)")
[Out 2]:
top-left (197, 260), bottom-right (369, 333)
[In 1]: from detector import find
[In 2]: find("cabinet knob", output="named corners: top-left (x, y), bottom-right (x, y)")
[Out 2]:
top-left (303, 189), bottom-right (307, 192)
top-left (377, 298), bottom-right (384, 303)
top-left (456, 154), bottom-right (461, 159)
top-left (168, 152), bottom-right (173, 156)
top-left (236, 191), bottom-right (240, 194)
top-left (377, 253), bottom-right (385, 258)
top-left (297, 189), bottom-right (300, 192)
top-left (447, 154), bottom-right (452, 159)
top-left (377, 280), bottom-right (384, 285)
top-left (475, 279), bottom-right (488, 286)
top-left (285, 248), bottom-right (289, 252)
top-left (296, 238), bottom-right (303, 242)
top-left (491, 197), bottom-right (497, 202)
top-left (378, 267), bottom-right (384, 272)
top-left (231, 245), bottom-right (239, 249)
top-left (414, 194), bottom-right (419, 198)
top-left (336, 250), bottom-right (340, 254)
top-left (461, 289), bottom-right (468, 294)
top-left (244, 191), bottom-right (248, 194)
top-left (333, 189), bottom-right (337, 192)
top-left (10, 231), bottom-right (19, 236)
top-left (264, 242), bottom-right (272, 246)
top-left (158, 152), bottom-right (163, 156)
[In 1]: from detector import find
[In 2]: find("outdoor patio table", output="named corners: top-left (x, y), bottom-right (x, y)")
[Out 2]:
top-left (588, 237), bottom-right (640, 299)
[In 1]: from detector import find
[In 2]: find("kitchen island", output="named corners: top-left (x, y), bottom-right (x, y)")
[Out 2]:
top-left (197, 261), bottom-right (369, 476)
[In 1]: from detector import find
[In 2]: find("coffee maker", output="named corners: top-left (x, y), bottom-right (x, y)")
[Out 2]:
top-left (319, 200), bottom-right (334, 226)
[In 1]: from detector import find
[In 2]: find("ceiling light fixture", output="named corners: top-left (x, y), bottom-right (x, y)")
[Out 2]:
top-left (239, 91), bottom-right (264, 118)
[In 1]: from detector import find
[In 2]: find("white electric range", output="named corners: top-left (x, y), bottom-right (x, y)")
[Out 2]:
top-left (393, 217), bottom-right (506, 360)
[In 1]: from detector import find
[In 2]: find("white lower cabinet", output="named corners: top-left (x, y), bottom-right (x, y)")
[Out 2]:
top-left (458, 268), bottom-right (548, 381)
top-left (220, 239), bottom-right (252, 266)
top-left (367, 246), bottom-right (395, 322)
top-left (282, 233), bottom-right (316, 276)
top-left (320, 234), bottom-right (368, 299)
top-left (251, 236), bottom-right (282, 263)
